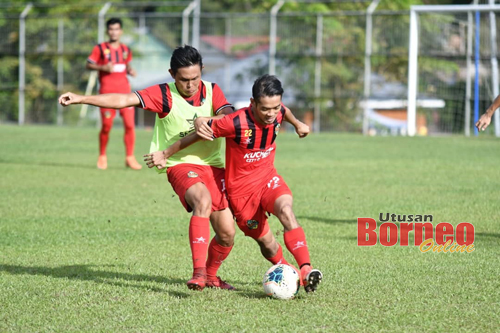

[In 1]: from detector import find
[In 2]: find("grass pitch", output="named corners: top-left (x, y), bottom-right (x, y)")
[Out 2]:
top-left (0, 125), bottom-right (499, 332)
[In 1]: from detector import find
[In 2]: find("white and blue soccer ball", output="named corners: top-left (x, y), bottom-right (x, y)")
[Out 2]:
top-left (262, 264), bottom-right (300, 300)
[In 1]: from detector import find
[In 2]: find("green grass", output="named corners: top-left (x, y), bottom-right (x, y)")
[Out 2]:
top-left (1, 124), bottom-right (499, 332)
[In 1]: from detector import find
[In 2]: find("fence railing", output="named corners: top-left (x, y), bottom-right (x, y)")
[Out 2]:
top-left (2, 3), bottom-right (500, 136)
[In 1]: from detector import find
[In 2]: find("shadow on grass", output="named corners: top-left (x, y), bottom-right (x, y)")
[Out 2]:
top-left (236, 290), bottom-right (269, 299)
top-left (300, 216), bottom-right (411, 227)
top-left (474, 232), bottom-right (500, 245)
top-left (0, 264), bottom-right (190, 298)
top-left (475, 232), bottom-right (500, 240)
top-left (0, 159), bottom-right (98, 170)
top-left (232, 281), bottom-right (270, 299)
top-left (236, 284), bottom-right (311, 300)
top-left (298, 216), bottom-right (358, 224)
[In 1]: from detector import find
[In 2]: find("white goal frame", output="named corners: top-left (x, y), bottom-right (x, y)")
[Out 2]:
top-left (407, 3), bottom-right (500, 137)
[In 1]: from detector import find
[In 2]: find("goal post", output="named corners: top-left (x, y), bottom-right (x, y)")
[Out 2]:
top-left (407, 4), bottom-right (500, 137)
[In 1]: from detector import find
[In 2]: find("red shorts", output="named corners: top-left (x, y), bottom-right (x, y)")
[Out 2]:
top-left (167, 164), bottom-right (228, 213)
top-left (230, 173), bottom-right (292, 239)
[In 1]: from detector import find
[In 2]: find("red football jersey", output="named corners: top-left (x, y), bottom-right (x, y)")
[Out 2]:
top-left (87, 42), bottom-right (132, 94)
top-left (209, 104), bottom-right (286, 199)
top-left (134, 81), bottom-right (233, 118)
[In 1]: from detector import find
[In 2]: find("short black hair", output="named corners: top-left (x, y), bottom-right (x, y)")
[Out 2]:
top-left (106, 18), bottom-right (122, 29)
top-left (252, 74), bottom-right (284, 103)
top-left (170, 45), bottom-right (203, 75)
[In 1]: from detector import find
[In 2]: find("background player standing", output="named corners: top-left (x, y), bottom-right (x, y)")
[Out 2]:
top-left (86, 18), bottom-right (141, 170)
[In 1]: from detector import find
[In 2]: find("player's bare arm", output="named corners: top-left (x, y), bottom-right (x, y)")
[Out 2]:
top-left (126, 63), bottom-right (137, 77)
top-left (144, 132), bottom-right (201, 169)
top-left (193, 106), bottom-right (234, 140)
top-left (192, 105), bottom-right (234, 141)
top-left (59, 92), bottom-right (141, 109)
top-left (86, 62), bottom-right (113, 73)
top-left (193, 117), bottom-right (214, 141)
top-left (217, 106), bottom-right (234, 116)
top-left (283, 106), bottom-right (310, 138)
top-left (476, 94), bottom-right (500, 131)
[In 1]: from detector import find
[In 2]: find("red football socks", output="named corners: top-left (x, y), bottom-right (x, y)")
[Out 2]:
top-left (189, 216), bottom-right (210, 269)
top-left (206, 237), bottom-right (233, 278)
top-left (266, 243), bottom-right (289, 265)
top-left (284, 227), bottom-right (311, 268)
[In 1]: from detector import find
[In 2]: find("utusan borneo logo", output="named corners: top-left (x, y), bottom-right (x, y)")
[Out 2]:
top-left (357, 213), bottom-right (475, 253)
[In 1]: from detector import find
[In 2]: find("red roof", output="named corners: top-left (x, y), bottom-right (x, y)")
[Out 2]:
top-left (200, 35), bottom-right (272, 58)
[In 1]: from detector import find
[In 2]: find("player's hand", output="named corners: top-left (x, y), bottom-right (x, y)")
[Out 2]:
top-left (294, 121), bottom-right (310, 138)
top-left (102, 62), bottom-right (114, 73)
top-left (143, 150), bottom-right (168, 170)
top-left (475, 113), bottom-right (492, 132)
top-left (194, 117), bottom-right (214, 141)
top-left (127, 68), bottom-right (137, 77)
top-left (58, 92), bottom-right (83, 106)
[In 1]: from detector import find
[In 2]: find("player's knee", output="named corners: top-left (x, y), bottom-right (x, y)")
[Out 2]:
top-left (256, 234), bottom-right (277, 253)
top-left (101, 123), bottom-right (112, 134)
top-left (216, 228), bottom-right (235, 247)
top-left (277, 204), bottom-right (300, 231)
top-left (186, 184), bottom-right (212, 217)
top-left (257, 238), bottom-right (278, 258)
top-left (276, 203), bottom-right (294, 220)
top-left (124, 122), bottom-right (134, 132)
top-left (191, 196), bottom-right (212, 217)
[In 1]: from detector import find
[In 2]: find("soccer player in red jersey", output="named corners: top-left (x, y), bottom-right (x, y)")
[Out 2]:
top-left (86, 18), bottom-right (141, 170)
top-left (60, 45), bottom-right (236, 291)
top-left (151, 75), bottom-right (323, 292)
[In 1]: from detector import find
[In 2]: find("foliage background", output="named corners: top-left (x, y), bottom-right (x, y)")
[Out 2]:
top-left (1, 0), bottom-right (493, 134)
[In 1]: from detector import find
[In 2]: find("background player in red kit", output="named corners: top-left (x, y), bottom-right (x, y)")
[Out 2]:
top-left (61, 45), bottom-right (236, 291)
top-left (150, 74), bottom-right (323, 292)
top-left (86, 18), bottom-right (141, 170)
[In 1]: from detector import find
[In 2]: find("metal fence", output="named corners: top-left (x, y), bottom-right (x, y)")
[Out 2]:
top-left (2, 2), bottom-right (500, 135)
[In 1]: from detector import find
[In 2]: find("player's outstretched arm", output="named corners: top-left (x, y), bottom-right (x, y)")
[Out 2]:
top-left (283, 106), bottom-right (310, 138)
top-left (143, 132), bottom-right (202, 169)
top-left (476, 94), bottom-right (500, 131)
top-left (59, 92), bottom-right (141, 109)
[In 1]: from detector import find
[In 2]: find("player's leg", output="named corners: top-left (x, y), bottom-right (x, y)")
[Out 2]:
top-left (273, 195), bottom-right (322, 292)
top-left (184, 182), bottom-right (212, 290)
top-left (252, 228), bottom-right (304, 286)
top-left (119, 107), bottom-right (141, 170)
top-left (273, 194), bottom-right (308, 261)
top-left (254, 227), bottom-right (289, 265)
top-left (232, 194), bottom-right (289, 266)
top-left (203, 167), bottom-right (235, 290)
top-left (166, 164), bottom-right (213, 291)
top-left (264, 176), bottom-right (323, 293)
top-left (98, 108), bottom-right (116, 169)
top-left (206, 208), bottom-right (235, 290)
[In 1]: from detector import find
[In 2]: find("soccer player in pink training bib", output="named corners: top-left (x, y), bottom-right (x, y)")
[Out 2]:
top-left (149, 74), bottom-right (323, 292)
